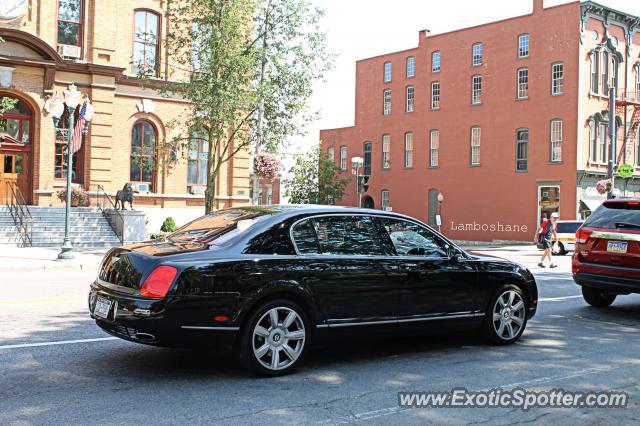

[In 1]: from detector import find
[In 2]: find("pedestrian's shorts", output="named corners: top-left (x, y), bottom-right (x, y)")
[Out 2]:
top-left (541, 238), bottom-right (553, 249)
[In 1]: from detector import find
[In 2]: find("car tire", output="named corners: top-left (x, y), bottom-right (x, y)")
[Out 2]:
top-left (239, 299), bottom-right (310, 376)
top-left (482, 285), bottom-right (528, 345)
top-left (582, 286), bottom-right (616, 308)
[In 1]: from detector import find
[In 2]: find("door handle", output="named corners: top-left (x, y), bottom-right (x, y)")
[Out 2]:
top-left (309, 263), bottom-right (330, 271)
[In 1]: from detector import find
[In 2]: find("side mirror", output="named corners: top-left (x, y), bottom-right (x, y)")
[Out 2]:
top-left (447, 245), bottom-right (461, 260)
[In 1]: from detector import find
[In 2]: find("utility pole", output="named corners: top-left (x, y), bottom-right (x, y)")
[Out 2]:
top-left (607, 86), bottom-right (616, 200)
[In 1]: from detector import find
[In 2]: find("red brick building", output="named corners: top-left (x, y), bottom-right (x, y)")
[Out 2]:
top-left (320, 0), bottom-right (640, 242)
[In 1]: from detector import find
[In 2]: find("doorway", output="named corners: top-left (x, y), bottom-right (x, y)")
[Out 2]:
top-left (537, 185), bottom-right (560, 225)
top-left (0, 151), bottom-right (30, 204)
top-left (363, 195), bottom-right (375, 209)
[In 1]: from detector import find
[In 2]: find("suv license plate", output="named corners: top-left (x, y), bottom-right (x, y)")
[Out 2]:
top-left (607, 241), bottom-right (628, 254)
top-left (94, 296), bottom-right (113, 319)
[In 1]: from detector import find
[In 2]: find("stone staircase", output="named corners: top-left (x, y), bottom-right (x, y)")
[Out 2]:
top-left (0, 205), bottom-right (122, 248)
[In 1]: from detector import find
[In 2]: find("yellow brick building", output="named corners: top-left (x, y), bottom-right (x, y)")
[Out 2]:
top-left (0, 0), bottom-right (251, 212)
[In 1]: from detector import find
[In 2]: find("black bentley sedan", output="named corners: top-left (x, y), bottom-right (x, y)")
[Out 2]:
top-left (89, 206), bottom-right (538, 375)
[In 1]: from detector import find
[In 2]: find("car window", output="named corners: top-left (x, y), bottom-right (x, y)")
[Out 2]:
top-left (303, 215), bottom-right (385, 256)
top-left (291, 219), bottom-right (320, 254)
top-left (557, 222), bottom-right (582, 234)
top-left (380, 217), bottom-right (448, 257)
top-left (243, 223), bottom-right (296, 255)
top-left (584, 202), bottom-right (640, 229)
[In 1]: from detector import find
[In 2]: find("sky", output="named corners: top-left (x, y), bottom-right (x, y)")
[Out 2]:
top-left (281, 0), bottom-right (640, 165)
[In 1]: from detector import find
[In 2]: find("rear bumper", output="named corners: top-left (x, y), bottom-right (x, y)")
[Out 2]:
top-left (573, 272), bottom-right (640, 294)
top-left (88, 284), bottom-right (238, 348)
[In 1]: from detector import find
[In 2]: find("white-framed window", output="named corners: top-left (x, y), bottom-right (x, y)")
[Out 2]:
top-left (383, 89), bottom-right (391, 115)
top-left (406, 56), bottom-right (415, 78)
top-left (590, 52), bottom-right (599, 94)
top-left (516, 128), bottom-right (529, 172)
top-left (589, 120), bottom-right (598, 163)
top-left (608, 54), bottom-right (617, 94)
top-left (327, 146), bottom-right (335, 162)
top-left (381, 190), bottom-right (390, 210)
top-left (598, 123), bottom-right (608, 163)
top-left (470, 126), bottom-right (481, 165)
top-left (430, 81), bottom-right (440, 109)
top-left (382, 134), bottom-right (390, 169)
top-left (601, 51), bottom-right (609, 94)
top-left (432, 51), bottom-right (441, 72)
top-left (471, 75), bottom-right (482, 104)
top-left (384, 61), bottom-right (392, 83)
top-left (406, 86), bottom-right (415, 112)
top-left (429, 129), bottom-right (439, 167)
top-left (472, 43), bottom-right (483, 66)
top-left (339, 145), bottom-right (347, 170)
top-left (517, 68), bottom-right (528, 99)
top-left (404, 132), bottom-right (413, 168)
top-left (518, 34), bottom-right (529, 58)
top-left (551, 62), bottom-right (564, 95)
top-left (550, 119), bottom-right (563, 163)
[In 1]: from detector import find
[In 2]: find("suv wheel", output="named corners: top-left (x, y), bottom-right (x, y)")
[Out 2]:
top-left (483, 285), bottom-right (528, 345)
top-left (239, 299), bottom-right (309, 376)
top-left (582, 287), bottom-right (616, 307)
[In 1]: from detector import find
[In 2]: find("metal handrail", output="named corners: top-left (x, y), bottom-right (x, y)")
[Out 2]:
top-left (92, 184), bottom-right (124, 244)
top-left (5, 181), bottom-right (33, 247)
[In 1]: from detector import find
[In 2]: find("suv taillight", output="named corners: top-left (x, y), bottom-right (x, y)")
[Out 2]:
top-left (140, 266), bottom-right (178, 298)
top-left (576, 227), bottom-right (593, 244)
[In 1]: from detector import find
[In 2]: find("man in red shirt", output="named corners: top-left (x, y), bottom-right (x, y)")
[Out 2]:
top-left (536, 212), bottom-right (559, 268)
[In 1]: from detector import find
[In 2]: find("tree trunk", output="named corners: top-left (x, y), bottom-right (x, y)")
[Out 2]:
top-left (205, 181), bottom-right (216, 214)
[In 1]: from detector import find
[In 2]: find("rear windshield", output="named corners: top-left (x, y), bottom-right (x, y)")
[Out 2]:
top-left (557, 222), bottom-right (582, 233)
top-left (167, 208), bottom-right (274, 243)
top-left (584, 201), bottom-right (640, 229)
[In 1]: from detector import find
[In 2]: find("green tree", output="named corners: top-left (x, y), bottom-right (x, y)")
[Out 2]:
top-left (284, 148), bottom-right (350, 205)
top-left (147, 0), bottom-right (331, 213)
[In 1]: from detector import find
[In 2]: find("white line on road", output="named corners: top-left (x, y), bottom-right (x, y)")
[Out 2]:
top-left (0, 337), bottom-right (118, 350)
top-left (539, 295), bottom-right (583, 302)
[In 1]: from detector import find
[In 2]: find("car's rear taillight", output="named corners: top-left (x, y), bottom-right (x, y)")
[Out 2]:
top-left (140, 266), bottom-right (178, 298)
top-left (576, 227), bottom-right (593, 244)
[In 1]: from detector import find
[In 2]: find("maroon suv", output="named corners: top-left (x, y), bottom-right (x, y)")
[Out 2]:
top-left (573, 199), bottom-right (640, 307)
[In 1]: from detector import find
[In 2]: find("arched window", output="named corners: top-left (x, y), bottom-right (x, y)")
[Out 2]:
top-left (188, 129), bottom-right (209, 186)
top-left (0, 96), bottom-right (31, 145)
top-left (130, 120), bottom-right (156, 188)
top-left (133, 10), bottom-right (160, 76)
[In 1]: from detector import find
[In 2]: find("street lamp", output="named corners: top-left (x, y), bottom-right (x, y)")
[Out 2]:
top-left (47, 84), bottom-right (91, 260)
top-left (351, 156), bottom-right (364, 208)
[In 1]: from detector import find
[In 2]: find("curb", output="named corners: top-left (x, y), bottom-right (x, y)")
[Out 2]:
top-left (0, 263), bottom-right (101, 272)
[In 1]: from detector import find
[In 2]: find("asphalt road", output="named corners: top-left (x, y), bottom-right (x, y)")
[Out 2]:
top-left (1, 248), bottom-right (639, 425)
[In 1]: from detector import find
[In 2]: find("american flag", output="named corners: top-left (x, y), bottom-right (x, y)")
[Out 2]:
top-left (71, 100), bottom-right (88, 154)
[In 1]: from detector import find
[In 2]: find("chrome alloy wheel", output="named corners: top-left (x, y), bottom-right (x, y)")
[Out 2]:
top-left (252, 307), bottom-right (306, 371)
top-left (492, 290), bottom-right (526, 340)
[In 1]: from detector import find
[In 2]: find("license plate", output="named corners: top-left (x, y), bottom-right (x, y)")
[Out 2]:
top-left (607, 241), bottom-right (628, 254)
top-left (94, 296), bottom-right (113, 319)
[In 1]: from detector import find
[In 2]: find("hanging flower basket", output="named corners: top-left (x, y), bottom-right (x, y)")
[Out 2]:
top-left (254, 153), bottom-right (283, 180)
top-left (595, 179), bottom-right (613, 195)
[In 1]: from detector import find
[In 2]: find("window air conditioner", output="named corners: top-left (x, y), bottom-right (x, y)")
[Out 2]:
top-left (57, 44), bottom-right (82, 60)
top-left (189, 186), bottom-right (206, 195)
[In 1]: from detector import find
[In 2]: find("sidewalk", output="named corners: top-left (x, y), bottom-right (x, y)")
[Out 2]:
top-left (0, 246), bottom-right (106, 272)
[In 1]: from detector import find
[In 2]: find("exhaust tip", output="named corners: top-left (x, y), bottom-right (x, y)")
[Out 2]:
top-left (134, 332), bottom-right (156, 341)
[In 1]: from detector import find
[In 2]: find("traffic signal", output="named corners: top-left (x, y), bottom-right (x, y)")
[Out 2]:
top-left (359, 176), bottom-right (370, 193)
